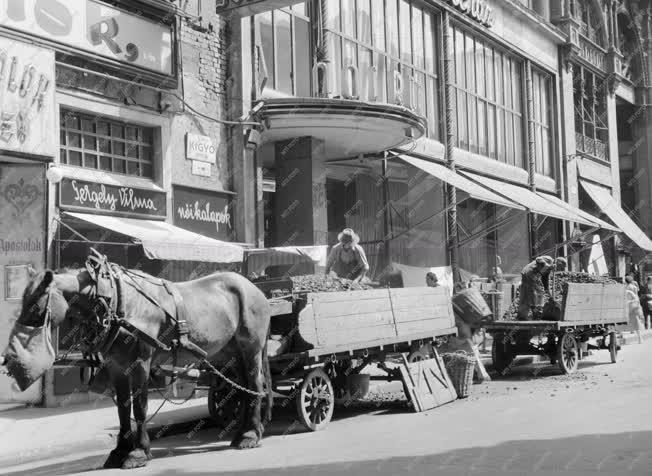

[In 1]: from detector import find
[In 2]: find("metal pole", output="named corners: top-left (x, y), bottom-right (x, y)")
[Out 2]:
top-left (442, 12), bottom-right (460, 285)
top-left (525, 61), bottom-right (538, 258)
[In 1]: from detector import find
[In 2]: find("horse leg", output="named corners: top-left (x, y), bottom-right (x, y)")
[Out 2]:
top-left (103, 376), bottom-right (134, 469)
top-left (122, 360), bottom-right (152, 469)
top-left (231, 350), bottom-right (264, 449)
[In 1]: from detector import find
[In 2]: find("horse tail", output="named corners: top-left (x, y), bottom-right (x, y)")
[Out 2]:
top-left (262, 322), bottom-right (273, 429)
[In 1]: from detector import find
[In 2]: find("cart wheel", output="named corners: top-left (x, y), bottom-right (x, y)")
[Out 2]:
top-left (492, 334), bottom-right (516, 374)
top-left (557, 333), bottom-right (579, 374)
top-left (208, 380), bottom-right (244, 433)
top-left (296, 368), bottom-right (334, 431)
top-left (609, 331), bottom-right (618, 363)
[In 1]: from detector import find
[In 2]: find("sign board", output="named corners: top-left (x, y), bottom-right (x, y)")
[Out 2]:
top-left (191, 160), bottom-right (212, 177)
top-left (0, 37), bottom-right (55, 157)
top-left (59, 178), bottom-right (167, 218)
top-left (173, 186), bottom-right (235, 241)
top-left (0, 0), bottom-right (173, 75)
top-left (399, 352), bottom-right (458, 412)
top-left (446, 0), bottom-right (495, 27)
top-left (186, 133), bottom-right (217, 163)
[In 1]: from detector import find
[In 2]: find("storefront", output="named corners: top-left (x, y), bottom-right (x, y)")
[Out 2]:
top-left (0, 37), bottom-right (56, 404)
top-left (232, 0), bottom-right (619, 287)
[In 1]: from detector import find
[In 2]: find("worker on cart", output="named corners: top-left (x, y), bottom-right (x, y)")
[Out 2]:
top-left (325, 228), bottom-right (370, 283)
top-left (517, 256), bottom-right (567, 320)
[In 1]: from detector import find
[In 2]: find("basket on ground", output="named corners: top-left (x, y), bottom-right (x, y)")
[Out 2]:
top-left (441, 351), bottom-right (476, 398)
top-left (452, 288), bottom-right (493, 326)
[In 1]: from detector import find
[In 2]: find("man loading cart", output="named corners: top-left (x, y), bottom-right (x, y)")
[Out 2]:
top-left (517, 256), bottom-right (567, 320)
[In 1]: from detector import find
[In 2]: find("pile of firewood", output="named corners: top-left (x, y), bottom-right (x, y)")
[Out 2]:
top-left (503, 272), bottom-right (618, 321)
top-left (290, 274), bottom-right (373, 294)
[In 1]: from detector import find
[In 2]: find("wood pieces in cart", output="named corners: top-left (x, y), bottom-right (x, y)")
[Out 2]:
top-left (399, 351), bottom-right (457, 412)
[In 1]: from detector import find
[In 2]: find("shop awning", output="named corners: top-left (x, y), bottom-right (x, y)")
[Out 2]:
top-left (64, 212), bottom-right (245, 263)
top-left (536, 192), bottom-right (620, 232)
top-left (459, 171), bottom-right (602, 228)
top-left (244, 246), bottom-right (328, 275)
top-left (397, 156), bottom-right (525, 210)
top-left (579, 181), bottom-right (652, 252)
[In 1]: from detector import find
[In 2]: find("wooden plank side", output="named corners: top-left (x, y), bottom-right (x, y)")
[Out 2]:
top-left (310, 325), bottom-right (399, 348)
top-left (389, 294), bottom-right (451, 310)
top-left (388, 287), bottom-right (448, 298)
top-left (396, 318), bottom-right (457, 335)
top-left (393, 305), bottom-right (454, 323)
top-left (307, 289), bottom-right (391, 303)
top-left (563, 283), bottom-right (603, 322)
top-left (310, 311), bottom-right (396, 332)
top-left (313, 297), bottom-right (391, 319)
top-left (400, 352), bottom-right (457, 412)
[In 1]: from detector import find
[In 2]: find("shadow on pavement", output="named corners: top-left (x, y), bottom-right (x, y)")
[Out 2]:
top-left (8, 429), bottom-right (650, 476)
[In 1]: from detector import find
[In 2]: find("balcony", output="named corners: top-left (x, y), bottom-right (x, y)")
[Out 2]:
top-left (576, 132), bottom-right (608, 162)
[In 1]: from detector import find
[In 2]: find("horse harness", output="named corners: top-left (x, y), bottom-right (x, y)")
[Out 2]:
top-left (76, 250), bottom-right (265, 397)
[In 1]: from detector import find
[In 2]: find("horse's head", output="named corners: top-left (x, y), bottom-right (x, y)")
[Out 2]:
top-left (1, 267), bottom-right (90, 391)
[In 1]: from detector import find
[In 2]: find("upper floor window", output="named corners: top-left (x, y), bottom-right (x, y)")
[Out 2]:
top-left (324, 0), bottom-right (440, 139)
top-left (571, 0), bottom-right (607, 47)
top-left (256, 3), bottom-right (311, 97)
top-left (573, 66), bottom-right (608, 161)
top-left (516, 0), bottom-right (550, 21)
top-left (59, 109), bottom-right (155, 178)
top-left (450, 25), bottom-right (524, 168)
top-left (532, 69), bottom-right (554, 177)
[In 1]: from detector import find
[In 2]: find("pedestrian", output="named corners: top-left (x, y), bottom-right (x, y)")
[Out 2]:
top-left (324, 228), bottom-right (370, 283)
top-left (625, 275), bottom-right (639, 294)
top-left (642, 276), bottom-right (652, 330)
top-left (626, 287), bottom-right (644, 344)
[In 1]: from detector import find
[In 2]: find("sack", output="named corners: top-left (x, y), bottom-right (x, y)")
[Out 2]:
top-left (3, 319), bottom-right (55, 392)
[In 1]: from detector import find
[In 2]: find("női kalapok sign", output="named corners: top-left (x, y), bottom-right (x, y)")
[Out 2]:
top-left (173, 186), bottom-right (235, 241)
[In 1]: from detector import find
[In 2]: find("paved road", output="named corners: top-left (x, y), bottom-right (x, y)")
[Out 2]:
top-left (5, 341), bottom-right (652, 476)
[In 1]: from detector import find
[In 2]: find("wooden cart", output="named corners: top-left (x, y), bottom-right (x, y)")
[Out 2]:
top-left (484, 283), bottom-right (628, 375)
top-left (208, 286), bottom-right (458, 432)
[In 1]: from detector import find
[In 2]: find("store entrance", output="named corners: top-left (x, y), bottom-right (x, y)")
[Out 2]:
top-left (0, 161), bottom-right (47, 404)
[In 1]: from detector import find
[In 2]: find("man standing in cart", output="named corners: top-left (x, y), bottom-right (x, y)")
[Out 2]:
top-left (517, 256), bottom-right (567, 320)
top-left (325, 228), bottom-right (370, 283)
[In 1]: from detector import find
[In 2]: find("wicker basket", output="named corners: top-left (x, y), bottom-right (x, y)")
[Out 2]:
top-left (441, 351), bottom-right (476, 399)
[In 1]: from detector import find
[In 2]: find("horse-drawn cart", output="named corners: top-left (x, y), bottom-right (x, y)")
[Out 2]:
top-left (209, 285), bottom-right (458, 432)
top-left (485, 283), bottom-right (628, 375)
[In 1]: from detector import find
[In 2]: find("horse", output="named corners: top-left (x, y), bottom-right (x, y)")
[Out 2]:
top-left (1, 261), bottom-right (272, 469)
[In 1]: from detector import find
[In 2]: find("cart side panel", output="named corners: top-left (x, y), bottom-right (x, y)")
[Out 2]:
top-left (563, 283), bottom-right (627, 322)
top-left (296, 287), bottom-right (454, 350)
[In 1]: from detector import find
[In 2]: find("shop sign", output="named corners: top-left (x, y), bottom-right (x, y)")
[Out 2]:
top-left (186, 133), bottom-right (216, 163)
top-left (173, 186), bottom-right (235, 241)
top-left (191, 160), bottom-right (212, 177)
top-left (59, 178), bottom-right (167, 218)
top-left (0, 38), bottom-right (54, 157)
top-left (0, 0), bottom-right (173, 75)
top-left (446, 0), bottom-right (495, 27)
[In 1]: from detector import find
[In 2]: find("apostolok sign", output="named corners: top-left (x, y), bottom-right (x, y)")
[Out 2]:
top-left (446, 0), bottom-right (495, 27)
top-left (173, 186), bottom-right (235, 241)
top-left (59, 178), bottom-right (167, 218)
top-left (0, 37), bottom-right (55, 156)
top-left (0, 0), bottom-right (173, 75)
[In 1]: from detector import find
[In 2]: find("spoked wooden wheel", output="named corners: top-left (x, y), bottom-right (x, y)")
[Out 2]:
top-left (609, 331), bottom-right (618, 363)
top-left (407, 345), bottom-right (431, 363)
top-left (208, 369), bottom-right (245, 433)
top-left (557, 332), bottom-right (579, 374)
top-left (492, 333), bottom-right (516, 375)
top-left (296, 368), bottom-right (334, 431)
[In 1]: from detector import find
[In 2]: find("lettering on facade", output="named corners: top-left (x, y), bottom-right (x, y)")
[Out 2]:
top-left (59, 178), bottom-right (167, 218)
top-left (446, 0), bottom-right (495, 27)
top-left (0, 0), bottom-right (173, 75)
top-left (0, 239), bottom-right (42, 255)
top-left (186, 133), bottom-right (217, 163)
top-left (173, 186), bottom-right (235, 241)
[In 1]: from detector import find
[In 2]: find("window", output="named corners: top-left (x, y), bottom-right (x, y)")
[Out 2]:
top-left (571, 0), bottom-right (606, 47)
top-left (59, 109), bottom-right (154, 178)
top-left (532, 69), bottom-right (554, 177)
top-left (325, 0), bottom-right (440, 139)
top-left (255, 3), bottom-right (311, 96)
top-left (516, 0), bottom-right (550, 21)
top-left (573, 66), bottom-right (608, 161)
top-left (451, 25), bottom-right (524, 168)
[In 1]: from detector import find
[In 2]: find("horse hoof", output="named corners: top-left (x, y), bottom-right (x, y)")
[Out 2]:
top-left (103, 450), bottom-right (127, 469)
top-left (234, 431), bottom-right (261, 450)
top-left (121, 449), bottom-right (149, 469)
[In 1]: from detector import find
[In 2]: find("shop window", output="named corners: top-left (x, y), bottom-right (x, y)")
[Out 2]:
top-left (59, 109), bottom-right (154, 178)
top-left (573, 66), bottom-right (609, 162)
top-left (324, 0), bottom-right (440, 139)
top-left (451, 25), bottom-right (524, 168)
top-left (532, 69), bottom-right (554, 177)
top-left (255, 3), bottom-right (311, 97)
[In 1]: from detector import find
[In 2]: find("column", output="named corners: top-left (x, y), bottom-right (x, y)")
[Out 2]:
top-left (525, 61), bottom-right (538, 257)
top-left (274, 137), bottom-right (328, 247)
top-left (442, 12), bottom-right (460, 285)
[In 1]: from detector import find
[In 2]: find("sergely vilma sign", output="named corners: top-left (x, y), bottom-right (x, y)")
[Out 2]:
top-left (0, 0), bottom-right (173, 75)
top-left (59, 178), bottom-right (167, 218)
